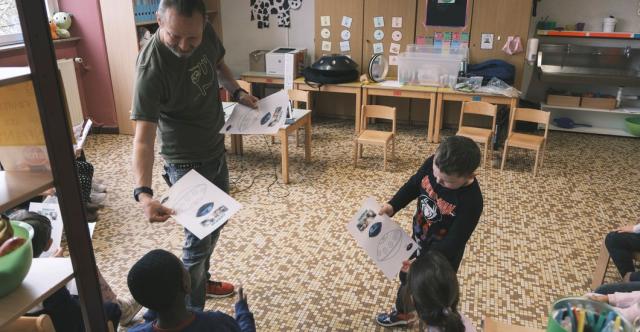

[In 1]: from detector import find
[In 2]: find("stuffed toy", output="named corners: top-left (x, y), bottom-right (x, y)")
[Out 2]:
top-left (52, 12), bottom-right (72, 39)
top-left (48, 18), bottom-right (58, 39)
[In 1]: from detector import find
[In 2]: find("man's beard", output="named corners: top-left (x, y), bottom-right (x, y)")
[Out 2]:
top-left (167, 45), bottom-right (194, 59)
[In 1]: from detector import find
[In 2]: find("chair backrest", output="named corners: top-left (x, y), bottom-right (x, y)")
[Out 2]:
top-left (236, 79), bottom-right (252, 95)
top-left (361, 105), bottom-right (396, 134)
top-left (287, 89), bottom-right (310, 109)
top-left (508, 107), bottom-right (551, 139)
top-left (459, 101), bottom-right (498, 130)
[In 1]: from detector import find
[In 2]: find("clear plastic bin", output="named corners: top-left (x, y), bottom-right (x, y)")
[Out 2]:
top-left (398, 45), bottom-right (468, 86)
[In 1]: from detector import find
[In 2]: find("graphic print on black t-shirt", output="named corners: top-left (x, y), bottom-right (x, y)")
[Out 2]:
top-left (414, 175), bottom-right (457, 241)
top-left (189, 55), bottom-right (215, 98)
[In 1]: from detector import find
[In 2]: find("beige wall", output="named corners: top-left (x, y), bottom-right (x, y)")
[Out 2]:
top-left (220, 0), bottom-right (316, 76)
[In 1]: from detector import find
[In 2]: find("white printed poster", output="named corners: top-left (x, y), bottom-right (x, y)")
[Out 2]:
top-left (220, 90), bottom-right (289, 135)
top-left (159, 170), bottom-right (242, 240)
top-left (29, 202), bottom-right (63, 258)
top-left (347, 197), bottom-right (418, 280)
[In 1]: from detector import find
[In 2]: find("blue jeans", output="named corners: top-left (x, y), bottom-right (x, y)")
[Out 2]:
top-left (164, 156), bottom-right (229, 311)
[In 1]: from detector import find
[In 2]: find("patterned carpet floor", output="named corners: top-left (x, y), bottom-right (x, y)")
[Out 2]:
top-left (84, 118), bottom-right (640, 331)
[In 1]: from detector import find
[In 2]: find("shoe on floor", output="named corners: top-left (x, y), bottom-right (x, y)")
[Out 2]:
top-left (376, 309), bottom-right (413, 327)
top-left (92, 182), bottom-right (107, 193)
top-left (90, 192), bottom-right (107, 205)
top-left (86, 201), bottom-right (103, 212)
top-left (116, 296), bottom-right (142, 325)
top-left (206, 280), bottom-right (235, 298)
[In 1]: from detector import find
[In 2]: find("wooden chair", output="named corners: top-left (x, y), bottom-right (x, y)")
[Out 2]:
top-left (483, 317), bottom-right (545, 332)
top-left (236, 79), bottom-right (252, 96)
top-left (591, 242), bottom-right (640, 289)
top-left (500, 108), bottom-right (550, 176)
top-left (353, 105), bottom-right (396, 171)
top-left (456, 101), bottom-right (498, 168)
top-left (288, 89), bottom-right (310, 146)
top-left (0, 314), bottom-right (55, 332)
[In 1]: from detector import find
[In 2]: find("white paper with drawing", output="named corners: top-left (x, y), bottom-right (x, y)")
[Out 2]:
top-left (28, 202), bottom-right (63, 258)
top-left (220, 90), bottom-right (289, 135)
top-left (159, 170), bottom-right (241, 240)
top-left (347, 197), bottom-right (418, 280)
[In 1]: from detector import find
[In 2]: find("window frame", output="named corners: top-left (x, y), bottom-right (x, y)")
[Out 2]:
top-left (0, 0), bottom-right (59, 47)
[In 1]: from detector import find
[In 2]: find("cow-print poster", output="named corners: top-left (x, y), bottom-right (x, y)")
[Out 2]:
top-left (250, 0), bottom-right (303, 29)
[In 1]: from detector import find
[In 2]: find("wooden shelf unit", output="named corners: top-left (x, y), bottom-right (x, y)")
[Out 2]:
top-left (4, 0), bottom-right (109, 329)
top-left (0, 258), bottom-right (74, 328)
top-left (0, 171), bottom-right (53, 212)
top-left (542, 103), bottom-right (639, 138)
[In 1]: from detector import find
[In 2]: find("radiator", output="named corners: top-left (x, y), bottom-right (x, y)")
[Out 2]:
top-left (57, 58), bottom-right (84, 127)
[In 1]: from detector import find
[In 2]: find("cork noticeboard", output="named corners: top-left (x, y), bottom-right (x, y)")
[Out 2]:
top-left (315, 0), bottom-right (365, 73)
top-left (0, 81), bottom-right (45, 146)
top-left (362, 0), bottom-right (417, 78)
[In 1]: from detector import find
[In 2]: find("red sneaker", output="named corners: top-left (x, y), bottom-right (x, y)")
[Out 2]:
top-left (206, 280), bottom-right (235, 298)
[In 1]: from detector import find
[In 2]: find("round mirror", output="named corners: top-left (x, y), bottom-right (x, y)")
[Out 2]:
top-left (367, 54), bottom-right (389, 82)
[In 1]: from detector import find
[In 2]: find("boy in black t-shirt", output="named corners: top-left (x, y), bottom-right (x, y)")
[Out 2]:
top-left (376, 136), bottom-right (484, 328)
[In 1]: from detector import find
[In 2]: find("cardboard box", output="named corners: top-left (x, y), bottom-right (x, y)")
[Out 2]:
top-left (581, 97), bottom-right (616, 110)
top-left (547, 94), bottom-right (580, 107)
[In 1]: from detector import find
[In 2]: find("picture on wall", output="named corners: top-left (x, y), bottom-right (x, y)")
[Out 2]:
top-left (250, 0), bottom-right (304, 29)
top-left (425, 0), bottom-right (468, 28)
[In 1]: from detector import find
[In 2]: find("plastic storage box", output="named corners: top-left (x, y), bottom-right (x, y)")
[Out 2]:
top-left (398, 45), bottom-right (468, 86)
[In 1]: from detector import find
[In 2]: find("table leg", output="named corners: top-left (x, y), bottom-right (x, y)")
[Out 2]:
top-left (236, 135), bottom-right (244, 155)
top-left (280, 129), bottom-right (289, 184)
top-left (304, 117), bottom-right (311, 162)
top-left (355, 89), bottom-right (362, 134)
top-left (428, 93), bottom-right (436, 143)
top-left (434, 93), bottom-right (444, 143)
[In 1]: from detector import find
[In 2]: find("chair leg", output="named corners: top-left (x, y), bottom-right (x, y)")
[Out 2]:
top-left (591, 242), bottom-right (610, 290)
top-left (533, 148), bottom-right (540, 176)
top-left (359, 144), bottom-right (363, 158)
top-left (296, 128), bottom-right (301, 147)
top-left (271, 136), bottom-right (276, 144)
top-left (353, 141), bottom-right (358, 167)
top-left (383, 144), bottom-right (388, 171)
top-left (391, 138), bottom-right (395, 160)
top-left (501, 145), bottom-right (509, 170)
top-left (540, 141), bottom-right (547, 166)
top-left (483, 142), bottom-right (488, 169)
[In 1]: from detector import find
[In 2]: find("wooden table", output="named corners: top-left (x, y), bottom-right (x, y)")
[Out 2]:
top-left (0, 258), bottom-right (74, 328)
top-left (362, 81), bottom-right (438, 142)
top-left (434, 88), bottom-right (518, 143)
top-left (223, 103), bottom-right (312, 184)
top-left (293, 77), bottom-right (364, 133)
top-left (0, 171), bottom-right (53, 211)
top-left (240, 71), bottom-right (284, 85)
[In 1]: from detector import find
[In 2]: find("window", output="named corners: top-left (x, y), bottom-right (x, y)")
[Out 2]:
top-left (0, 0), bottom-right (59, 47)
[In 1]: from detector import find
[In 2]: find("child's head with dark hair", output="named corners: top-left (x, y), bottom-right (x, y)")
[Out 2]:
top-left (433, 136), bottom-right (480, 189)
top-left (127, 249), bottom-right (190, 313)
top-left (407, 251), bottom-right (465, 332)
top-left (8, 211), bottom-right (52, 258)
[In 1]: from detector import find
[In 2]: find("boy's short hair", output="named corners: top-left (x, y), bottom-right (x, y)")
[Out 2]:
top-left (434, 136), bottom-right (480, 177)
top-left (9, 210), bottom-right (52, 258)
top-left (127, 249), bottom-right (185, 312)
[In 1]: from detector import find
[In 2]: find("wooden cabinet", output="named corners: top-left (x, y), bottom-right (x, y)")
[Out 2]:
top-left (468, 0), bottom-right (532, 89)
top-left (98, 0), bottom-right (222, 135)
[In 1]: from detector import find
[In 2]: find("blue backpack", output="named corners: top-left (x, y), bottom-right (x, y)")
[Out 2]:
top-left (466, 60), bottom-right (515, 85)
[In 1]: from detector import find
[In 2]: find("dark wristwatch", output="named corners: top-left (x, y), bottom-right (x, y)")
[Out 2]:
top-left (133, 186), bottom-right (153, 202)
top-left (232, 87), bottom-right (248, 102)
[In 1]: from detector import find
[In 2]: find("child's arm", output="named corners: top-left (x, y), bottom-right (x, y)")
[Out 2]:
top-left (387, 158), bottom-right (431, 216)
top-left (235, 287), bottom-right (256, 332)
top-left (609, 291), bottom-right (640, 308)
top-left (428, 196), bottom-right (483, 261)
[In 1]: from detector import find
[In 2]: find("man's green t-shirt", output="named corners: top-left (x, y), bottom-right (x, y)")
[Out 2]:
top-left (131, 23), bottom-right (226, 163)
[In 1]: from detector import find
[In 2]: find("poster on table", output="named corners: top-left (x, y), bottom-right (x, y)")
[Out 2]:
top-left (219, 90), bottom-right (289, 135)
top-left (158, 170), bottom-right (242, 240)
top-left (347, 197), bottom-right (418, 280)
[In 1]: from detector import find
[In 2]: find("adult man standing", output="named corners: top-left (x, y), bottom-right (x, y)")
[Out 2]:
top-left (131, 0), bottom-right (258, 311)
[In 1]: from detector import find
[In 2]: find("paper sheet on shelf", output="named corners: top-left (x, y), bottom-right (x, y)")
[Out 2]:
top-left (346, 197), bottom-right (417, 280)
top-left (220, 90), bottom-right (289, 135)
top-left (28, 202), bottom-right (63, 258)
top-left (158, 170), bottom-right (242, 240)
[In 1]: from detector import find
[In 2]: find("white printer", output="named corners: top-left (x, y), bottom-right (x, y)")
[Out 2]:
top-left (265, 47), bottom-right (306, 76)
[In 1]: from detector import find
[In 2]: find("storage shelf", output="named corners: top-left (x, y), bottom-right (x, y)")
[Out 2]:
top-left (537, 30), bottom-right (640, 40)
top-left (549, 124), bottom-right (636, 137)
top-left (541, 103), bottom-right (640, 115)
top-left (0, 67), bottom-right (31, 87)
top-left (0, 258), bottom-right (73, 328)
top-left (0, 171), bottom-right (53, 212)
